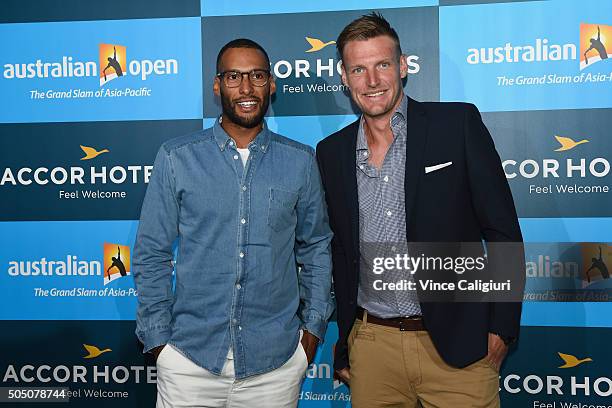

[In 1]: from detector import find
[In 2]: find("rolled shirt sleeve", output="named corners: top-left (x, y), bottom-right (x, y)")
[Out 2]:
top-left (294, 149), bottom-right (334, 341)
top-left (133, 146), bottom-right (179, 352)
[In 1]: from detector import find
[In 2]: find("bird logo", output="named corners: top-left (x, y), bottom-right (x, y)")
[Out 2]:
top-left (80, 145), bottom-right (109, 160)
top-left (557, 352), bottom-right (592, 368)
top-left (83, 344), bottom-right (112, 359)
top-left (554, 135), bottom-right (589, 152)
top-left (305, 37), bottom-right (336, 53)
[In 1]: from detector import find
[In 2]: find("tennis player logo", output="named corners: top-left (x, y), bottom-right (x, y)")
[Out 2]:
top-left (580, 23), bottom-right (612, 70)
top-left (581, 243), bottom-right (611, 287)
top-left (103, 243), bottom-right (131, 285)
top-left (99, 44), bottom-right (127, 86)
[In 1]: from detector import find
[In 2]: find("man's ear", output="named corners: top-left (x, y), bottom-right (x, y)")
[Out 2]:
top-left (269, 75), bottom-right (276, 95)
top-left (340, 61), bottom-right (347, 86)
top-left (213, 76), bottom-right (221, 97)
top-left (399, 55), bottom-right (408, 79)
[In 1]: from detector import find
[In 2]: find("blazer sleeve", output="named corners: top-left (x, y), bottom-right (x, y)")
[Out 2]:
top-left (316, 141), bottom-right (351, 371)
top-left (463, 104), bottom-right (525, 340)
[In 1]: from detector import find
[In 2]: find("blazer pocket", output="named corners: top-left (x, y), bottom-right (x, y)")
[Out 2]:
top-left (424, 161), bottom-right (453, 174)
top-left (267, 188), bottom-right (298, 232)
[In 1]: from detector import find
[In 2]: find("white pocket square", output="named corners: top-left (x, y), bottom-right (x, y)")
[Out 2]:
top-left (425, 161), bottom-right (453, 174)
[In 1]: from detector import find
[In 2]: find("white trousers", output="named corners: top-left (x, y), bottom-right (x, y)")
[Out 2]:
top-left (156, 340), bottom-right (308, 408)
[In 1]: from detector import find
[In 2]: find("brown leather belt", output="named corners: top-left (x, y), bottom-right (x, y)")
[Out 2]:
top-left (357, 307), bottom-right (425, 331)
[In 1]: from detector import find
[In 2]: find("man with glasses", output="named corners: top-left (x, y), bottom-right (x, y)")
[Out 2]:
top-left (133, 38), bottom-right (333, 408)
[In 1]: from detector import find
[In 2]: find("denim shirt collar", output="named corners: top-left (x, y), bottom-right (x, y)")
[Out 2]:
top-left (213, 117), bottom-right (271, 153)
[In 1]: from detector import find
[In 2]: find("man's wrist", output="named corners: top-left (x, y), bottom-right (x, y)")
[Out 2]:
top-left (148, 344), bottom-right (165, 358)
top-left (302, 330), bottom-right (320, 344)
top-left (492, 332), bottom-right (515, 346)
top-left (301, 322), bottom-right (324, 342)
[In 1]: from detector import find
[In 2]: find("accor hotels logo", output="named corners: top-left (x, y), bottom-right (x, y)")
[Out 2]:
top-left (83, 344), bottom-right (112, 359)
top-left (503, 135), bottom-right (609, 182)
top-left (501, 351), bottom-right (611, 398)
top-left (553, 136), bottom-right (589, 152)
top-left (0, 144), bottom-right (152, 193)
top-left (271, 34), bottom-right (421, 80)
top-left (305, 37), bottom-right (336, 53)
top-left (466, 22), bottom-right (611, 71)
top-left (271, 34), bottom-right (420, 96)
top-left (2, 43), bottom-right (178, 84)
top-left (2, 341), bottom-right (156, 385)
top-left (557, 352), bottom-right (592, 369)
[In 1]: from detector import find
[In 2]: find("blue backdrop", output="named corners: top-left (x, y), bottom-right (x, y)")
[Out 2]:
top-left (1, 0), bottom-right (611, 406)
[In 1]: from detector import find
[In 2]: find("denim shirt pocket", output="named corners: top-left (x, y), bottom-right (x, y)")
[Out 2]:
top-left (267, 188), bottom-right (299, 232)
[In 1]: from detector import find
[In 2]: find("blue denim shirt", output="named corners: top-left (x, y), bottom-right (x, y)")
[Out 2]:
top-left (133, 119), bottom-right (333, 379)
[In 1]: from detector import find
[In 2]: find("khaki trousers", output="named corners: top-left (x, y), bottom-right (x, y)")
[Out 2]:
top-left (348, 313), bottom-right (500, 408)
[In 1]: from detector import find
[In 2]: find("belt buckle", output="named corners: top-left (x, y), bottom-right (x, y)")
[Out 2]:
top-left (399, 319), bottom-right (407, 331)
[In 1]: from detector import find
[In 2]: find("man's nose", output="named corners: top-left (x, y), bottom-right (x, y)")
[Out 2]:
top-left (239, 73), bottom-right (254, 94)
top-left (366, 69), bottom-right (380, 88)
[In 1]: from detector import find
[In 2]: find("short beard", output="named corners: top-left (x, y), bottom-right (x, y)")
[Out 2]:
top-left (220, 90), bottom-right (269, 129)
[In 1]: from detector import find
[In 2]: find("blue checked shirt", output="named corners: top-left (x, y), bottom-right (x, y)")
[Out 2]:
top-left (133, 119), bottom-right (333, 379)
top-left (356, 96), bottom-right (421, 318)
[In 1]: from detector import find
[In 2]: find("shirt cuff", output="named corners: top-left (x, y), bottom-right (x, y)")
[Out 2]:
top-left (301, 314), bottom-right (328, 342)
top-left (137, 326), bottom-right (172, 354)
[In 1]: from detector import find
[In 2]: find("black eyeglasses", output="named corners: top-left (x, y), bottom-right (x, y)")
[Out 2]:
top-left (216, 69), bottom-right (271, 88)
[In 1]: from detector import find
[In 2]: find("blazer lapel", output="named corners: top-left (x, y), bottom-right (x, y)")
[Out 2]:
top-left (340, 119), bottom-right (360, 253)
top-left (404, 98), bottom-right (428, 237)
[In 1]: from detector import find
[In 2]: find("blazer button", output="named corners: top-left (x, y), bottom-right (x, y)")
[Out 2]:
top-left (352, 259), bottom-right (357, 265)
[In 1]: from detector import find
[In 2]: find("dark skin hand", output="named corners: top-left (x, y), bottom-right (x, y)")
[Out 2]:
top-left (151, 331), bottom-right (319, 364)
top-left (301, 330), bottom-right (319, 365)
top-left (150, 345), bottom-right (165, 361)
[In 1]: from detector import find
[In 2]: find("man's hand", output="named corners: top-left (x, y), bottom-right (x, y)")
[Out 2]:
top-left (300, 330), bottom-right (319, 365)
top-left (150, 345), bottom-right (166, 361)
top-left (334, 368), bottom-right (351, 386)
top-left (486, 333), bottom-right (508, 371)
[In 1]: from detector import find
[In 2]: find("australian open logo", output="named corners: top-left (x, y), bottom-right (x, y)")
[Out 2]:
top-left (524, 243), bottom-right (612, 302)
top-left (465, 22), bottom-right (612, 87)
top-left (580, 23), bottom-right (611, 70)
top-left (2, 42), bottom-right (179, 90)
top-left (99, 44), bottom-right (127, 86)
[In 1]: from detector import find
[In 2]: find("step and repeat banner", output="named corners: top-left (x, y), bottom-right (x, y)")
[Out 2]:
top-left (1, 0), bottom-right (611, 406)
